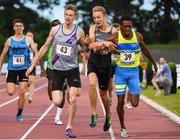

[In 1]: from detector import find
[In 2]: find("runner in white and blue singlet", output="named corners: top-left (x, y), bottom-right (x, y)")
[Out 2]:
top-left (26, 4), bottom-right (86, 138)
top-left (0, 19), bottom-right (37, 122)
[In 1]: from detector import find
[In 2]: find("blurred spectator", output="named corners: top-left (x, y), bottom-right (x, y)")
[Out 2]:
top-left (152, 57), bottom-right (172, 96)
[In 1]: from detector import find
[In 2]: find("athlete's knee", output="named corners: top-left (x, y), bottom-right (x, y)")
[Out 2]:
top-left (69, 96), bottom-right (76, 105)
top-left (53, 100), bottom-right (62, 106)
top-left (99, 91), bottom-right (108, 100)
top-left (117, 99), bottom-right (125, 109)
top-left (89, 82), bottom-right (96, 89)
top-left (130, 95), bottom-right (139, 107)
top-left (131, 101), bottom-right (139, 107)
top-left (8, 92), bottom-right (14, 96)
top-left (19, 87), bottom-right (27, 94)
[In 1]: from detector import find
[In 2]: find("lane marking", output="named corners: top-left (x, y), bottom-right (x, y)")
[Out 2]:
top-left (20, 104), bottom-right (54, 140)
top-left (0, 83), bottom-right (47, 108)
top-left (140, 95), bottom-right (180, 125)
top-left (97, 87), bottom-right (115, 140)
top-left (0, 78), bottom-right (45, 93)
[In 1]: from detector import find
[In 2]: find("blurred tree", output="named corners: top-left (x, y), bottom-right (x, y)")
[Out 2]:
top-left (152, 0), bottom-right (180, 43)
top-left (0, 0), bottom-right (60, 53)
top-left (66, 0), bottom-right (180, 44)
top-left (66, 0), bottom-right (139, 33)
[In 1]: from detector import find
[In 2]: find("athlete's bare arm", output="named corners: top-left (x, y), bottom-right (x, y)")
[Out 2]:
top-left (80, 51), bottom-right (87, 75)
top-left (26, 36), bottom-right (38, 59)
top-left (137, 32), bottom-right (157, 72)
top-left (88, 24), bottom-right (103, 50)
top-left (77, 27), bottom-right (87, 52)
top-left (0, 38), bottom-right (10, 70)
top-left (26, 26), bottom-right (58, 76)
top-left (107, 32), bottom-right (118, 44)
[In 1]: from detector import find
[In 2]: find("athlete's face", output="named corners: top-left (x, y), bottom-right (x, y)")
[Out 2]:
top-left (93, 11), bottom-right (106, 27)
top-left (26, 32), bottom-right (33, 39)
top-left (64, 10), bottom-right (76, 25)
top-left (160, 58), bottom-right (165, 64)
top-left (13, 22), bottom-right (24, 34)
top-left (120, 20), bottom-right (132, 36)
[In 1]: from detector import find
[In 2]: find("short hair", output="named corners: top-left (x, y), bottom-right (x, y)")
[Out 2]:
top-left (92, 6), bottom-right (106, 16)
top-left (51, 19), bottom-right (61, 27)
top-left (112, 23), bottom-right (120, 28)
top-left (120, 16), bottom-right (132, 25)
top-left (13, 19), bottom-right (24, 26)
top-left (65, 4), bottom-right (77, 16)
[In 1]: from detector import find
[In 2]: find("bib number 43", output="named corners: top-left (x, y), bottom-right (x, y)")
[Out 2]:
top-left (56, 44), bottom-right (71, 56)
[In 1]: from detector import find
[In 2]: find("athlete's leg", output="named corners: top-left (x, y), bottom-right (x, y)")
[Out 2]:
top-left (66, 87), bottom-right (77, 129)
top-left (52, 90), bottom-right (63, 106)
top-left (6, 70), bottom-right (17, 96)
top-left (88, 72), bottom-right (98, 115)
top-left (52, 69), bottom-right (65, 106)
top-left (115, 67), bottom-right (128, 137)
top-left (108, 77), bottom-right (113, 105)
top-left (18, 82), bottom-right (28, 109)
top-left (128, 74), bottom-right (141, 107)
top-left (7, 83), bottom-right (16, 96)
top-left (28, 75), bottom-right (35, 103)
top-left (48, 79), bottom-right (53, 100)
top-left (99, 89), bottom-right (110, 117)
top-left (117, 94), bottom-right (126, 129)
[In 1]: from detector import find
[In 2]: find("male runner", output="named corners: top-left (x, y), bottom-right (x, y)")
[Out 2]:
top-left (26, 4), bottom-right (86, 138)
top-left (86, 6), bottom-right (117, 131)
top-left (107, 16), bottom-right (158, 137)
top-left (0, 19), bottom-right (37, 122)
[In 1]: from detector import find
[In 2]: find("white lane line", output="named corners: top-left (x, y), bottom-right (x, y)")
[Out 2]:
top-left (0, 78), bottom-right (45, 93)
top-left (20, 104), bottom-right (54, 140)
top-left (140, 95), bottom-right (180, 125)
top-left (97, 87), bottom-right (115, 140)
top-left (0, 83), bottom-right (47, 108)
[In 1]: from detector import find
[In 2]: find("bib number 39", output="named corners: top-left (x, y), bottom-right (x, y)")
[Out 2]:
top-left (120, 52), bottom-right (135, 64)
top-left (56, 44), bottom-right (71, 56)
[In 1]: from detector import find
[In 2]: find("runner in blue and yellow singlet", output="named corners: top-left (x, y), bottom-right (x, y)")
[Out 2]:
top-left (105, 16), bottom-right (158, 138)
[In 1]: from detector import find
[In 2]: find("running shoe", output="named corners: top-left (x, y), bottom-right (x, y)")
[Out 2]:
top-left (120, 129), bottom-right (128, 138)
top-left (55, 119), bottom-right (63, 125)
top-left (16, 115), bottom-right (23, 122)
top-left (66, 128), bottom-right (76, 138)
top-left (89, 114), bottom-right (98, 127)
top-left (103, 116), bottom-right (112, 131)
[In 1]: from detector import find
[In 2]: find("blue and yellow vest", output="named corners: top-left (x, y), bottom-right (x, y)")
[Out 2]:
top-left (8, 36), bottom-right (31, 70)
top-left (116, 30), bottom-right (141, 68)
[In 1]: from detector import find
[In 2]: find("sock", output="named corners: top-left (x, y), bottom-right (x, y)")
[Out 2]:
top-left (55, 107), bottom-right (62, 120)
top-left (17, 108), bottom-right (23, 116)
top-left (66, 126), bottom-right (72, 130)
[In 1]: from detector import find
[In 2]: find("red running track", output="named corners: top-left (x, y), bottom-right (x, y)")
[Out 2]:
top-left (0, 75), bottom-right (180, 139)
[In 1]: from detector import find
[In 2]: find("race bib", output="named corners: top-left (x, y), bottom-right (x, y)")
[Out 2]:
top-left (120, 52), bottom-right (135, 64)
top-left (56, 44), bottom-right (71, 56)
top-left (13, 55), bottom-right (25, 66)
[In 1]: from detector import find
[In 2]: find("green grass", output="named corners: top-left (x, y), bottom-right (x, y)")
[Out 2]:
top-left (141, 86), bottom-right (180, 116)
top-left (147, 43), bottom-right (180, 49)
